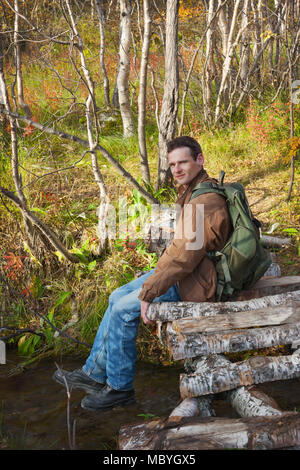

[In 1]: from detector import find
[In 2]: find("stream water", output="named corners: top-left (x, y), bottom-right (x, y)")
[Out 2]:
top-left (1, 349), bottom-right (300, 450)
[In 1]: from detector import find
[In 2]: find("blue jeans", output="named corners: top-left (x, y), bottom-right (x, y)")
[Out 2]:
top-left (82, 269), bottom-right (181, 391)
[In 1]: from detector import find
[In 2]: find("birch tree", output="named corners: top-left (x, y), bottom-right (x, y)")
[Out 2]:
top-left (95, 0), bottom-right (110, 106)
top-left (137, 0), bottom-right (151, 184)
top-left (157, 0), bottom-right (179, 188)
top-left (118, 0), bottom-right (135, 137)
top-left (13, 0), bottom-right (31, 118)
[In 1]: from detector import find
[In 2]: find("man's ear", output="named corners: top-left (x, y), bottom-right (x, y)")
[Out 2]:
top-left (197, 153), bottom-right (204, 166)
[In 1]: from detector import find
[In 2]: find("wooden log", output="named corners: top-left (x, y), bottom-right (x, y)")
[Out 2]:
top-left (261, 235), bottom-right (291, 247)
top-left (172, 301), bottom-right (300, 335)
top-left (236, 276), bottom-right (300, 301)
top-left (169, 397), bottom-right (216, 418)
top-left (186, 355), bottom-right (283, 418)
top-left (179, 354), bottom-right (300, 398)
top-left (263, 262), bottom-right (281, 278)
top-left (148, 289), bottom-right (300, 323)
top-left (118, 413), bottom-right (300, 450)
top-left (166, 321), bottom-right (300, 359)
top-left (227, 386), bottom-right (283, 417)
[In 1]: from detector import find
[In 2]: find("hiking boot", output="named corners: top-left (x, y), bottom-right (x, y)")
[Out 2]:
top-left (52, 367), bottom-right (105, 394)
top-left (81, 384), bottom-right (136, 411)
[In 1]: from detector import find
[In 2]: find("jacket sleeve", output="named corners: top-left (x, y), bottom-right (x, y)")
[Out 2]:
top-left (138, 193), bottom-right (231, 303)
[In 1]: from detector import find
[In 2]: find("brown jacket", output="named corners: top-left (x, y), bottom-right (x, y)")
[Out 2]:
top-left (138, 169), bottom-right (232, 303)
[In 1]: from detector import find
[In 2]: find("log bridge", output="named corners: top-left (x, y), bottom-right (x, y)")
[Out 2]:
top-left (119, 246), bottom-right (300, 450)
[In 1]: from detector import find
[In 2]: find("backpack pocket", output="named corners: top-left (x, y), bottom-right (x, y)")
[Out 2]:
top-left (224, 226), bottom-right (257, 289)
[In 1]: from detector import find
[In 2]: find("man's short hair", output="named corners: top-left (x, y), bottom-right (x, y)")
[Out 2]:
top-left (167, 136), bottom-right (202, 161)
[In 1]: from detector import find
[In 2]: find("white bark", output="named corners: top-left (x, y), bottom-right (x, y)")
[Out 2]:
top-left (202, 0), bottom-right (215, 124)
top-left (119, 413), bottom-right (300, 450)
top-left (188, 355), bottom-right (283, 417)
top-left (180, 354), bottom-right (300, 398)
top-left (14, 0), bottom-right (31, 118)
top-left (239, 0), bottom-right (250, 85)
top-left (148, 286), bottom-right (300, 322)
top-left (261, 235), bottom-right (291, 247)
top-left (157, 0), bottom-right (179, 187)
top-left (228, 387), bottom-right (282, 417)
top-left (95, 0), bottom-right (110, 105)
top-left (169, 396), bottom-right (215, 418)
top-left (137, 0), bottom-right (151, 183)
top-left (215, 0), bottom-right (242, 124)
top-left (172, 301), bottom-right (300, 335)
top-left (118, 0), bottom-right (135, 137)
top-left (166, 319), bottom-right (300, 359)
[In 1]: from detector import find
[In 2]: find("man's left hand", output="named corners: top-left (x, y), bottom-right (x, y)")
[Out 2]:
top-left (140, 300), bottom-right (155, 325)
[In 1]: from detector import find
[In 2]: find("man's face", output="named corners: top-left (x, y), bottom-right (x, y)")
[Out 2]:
top-left (168, 146), bottom-right (204, 185)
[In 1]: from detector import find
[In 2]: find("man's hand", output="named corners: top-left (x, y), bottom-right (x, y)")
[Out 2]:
top-left (140, 300), bottom-right (155, 325)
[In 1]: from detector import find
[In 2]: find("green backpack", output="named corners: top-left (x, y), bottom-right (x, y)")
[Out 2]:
top-left (190, 171), bottom-right (272, 301)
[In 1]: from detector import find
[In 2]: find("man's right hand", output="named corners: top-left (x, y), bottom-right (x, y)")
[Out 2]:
top-left (140, 300), bottom-right (155, 325)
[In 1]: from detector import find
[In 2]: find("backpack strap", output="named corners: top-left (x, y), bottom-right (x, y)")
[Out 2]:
top-left (219, 170), bottom-right (225, 186)
top-left (191, 182), bottom-right (225, 200)
top-left (214, 251), bottom-right (235, 301)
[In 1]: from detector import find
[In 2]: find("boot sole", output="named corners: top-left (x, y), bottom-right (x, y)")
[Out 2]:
top-left (81, 396), bottom-right (136, 412)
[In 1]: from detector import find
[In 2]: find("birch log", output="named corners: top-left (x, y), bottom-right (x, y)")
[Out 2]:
top-left (180, 354), bottom-right (300, 398)
top-left (187, 355), bottom-right (283, 417)
top-left (261, 235), bottom-right (291, 247)
top-left (148, 289), bottom-right (300, 322)
top-left (227, 386), bottom-right (282, 417)
top-left (235, 276), bottom-right (300, 301)
top-left (166, 320), bottom-right (300, 359)
top-left (169, 397), bottom-right (216, 418)
top-left (172, 301), bottom-right (300, 335)
top-left (118, 413), bottom-right (300, 450)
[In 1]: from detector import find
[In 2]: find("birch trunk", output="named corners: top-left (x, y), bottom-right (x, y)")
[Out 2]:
top-left (202, 0), bottom-right (215, 125)
top-left (239, 0), bottom-right (250, 87)
top-left (251, 0), bottom-right (262, 81)
top-left (214, 0), bottom-right (242, 124)
top-left (180, 354), bottom-right (300, 398)
top-left (65, 0), bottom-right (109, 253)
top-left (118, 0), bottom-right (135, 137)
top-left (14, 0), bottom-right (31, 118)
top-left (157, 0), bottom-right (179, 188)
top-left (217, 0), bottom-right (229, 61)
top-left (137, 0), bottom-right (151, 184)
top-left (95, 0), bottom-right (110, 106)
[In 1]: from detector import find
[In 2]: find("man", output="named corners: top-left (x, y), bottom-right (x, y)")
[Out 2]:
top-left (53, 136), bottom-right (231, 412)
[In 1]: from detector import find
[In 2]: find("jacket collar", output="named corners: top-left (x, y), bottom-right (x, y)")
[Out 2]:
top-left (176, 168), bottom-right (210, 206)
